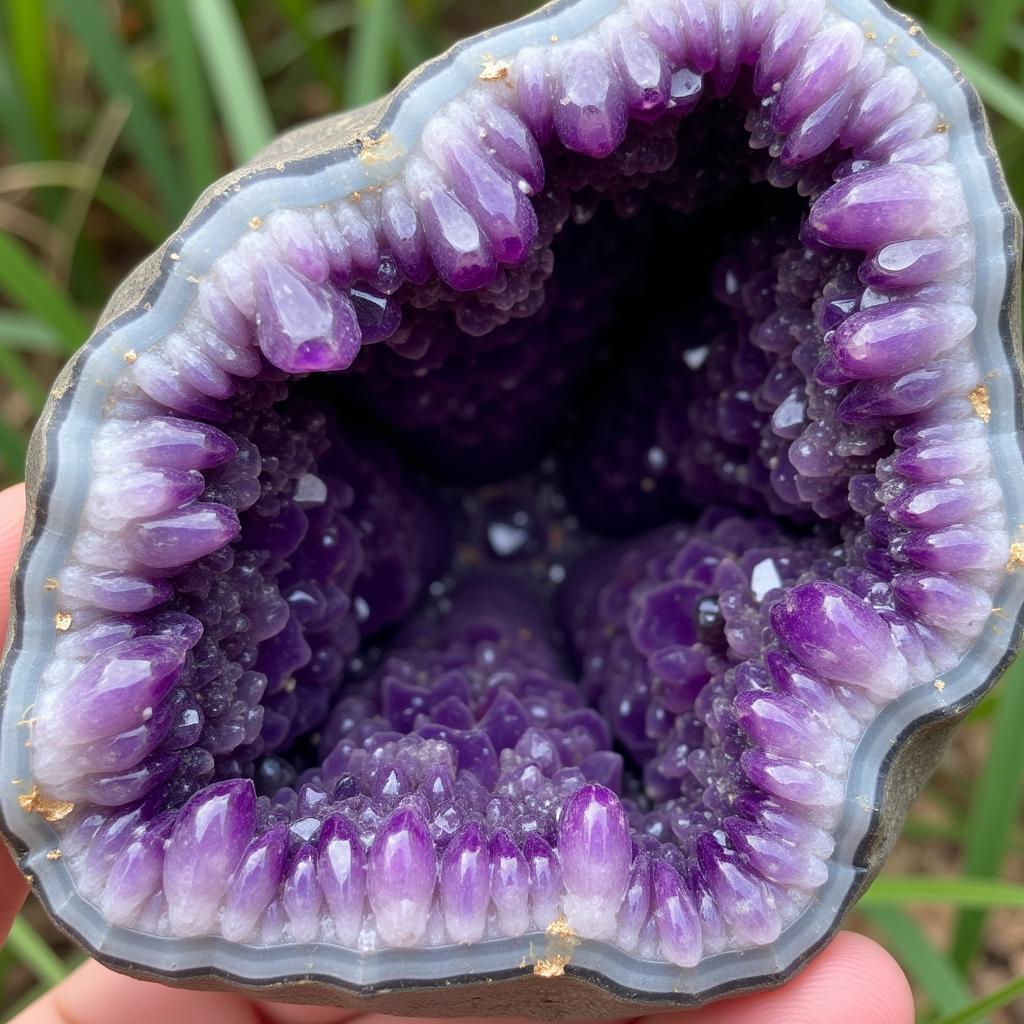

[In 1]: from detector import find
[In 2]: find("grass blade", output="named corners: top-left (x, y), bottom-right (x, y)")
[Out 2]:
top-left (952, 667), bottom-right (1024, 969)
top-left (346, 0), bottom-right (397, 106)
top-left (257, 3), bottom-right (354, 80)
top-left (154, 0), bottom-right (221, 197)
top-left (271, 0), bottom-right (345, 102)
top-left (8, 1), bottom-right (57, 159)
top-left (925, 29), bottom-right (1024, 132)
top-left (0, 161), bottom-right (167, 246)
top-left (933, 975), bottom-right (1024, 1024)
top-left (861, 907), bottom-right (973, 1017)
top-left (186, 0), bottom-right (275, 163)
top-left (91, 179), bottom-right (169, 246)
top-left (973, 0), bottom-right (1024, 66)
top-left (0, 313), bottom-right (63, 355)
top-left (0, 33), bottom-right (43, 163)
top-left (863, 875), bottom-right (1024, 908)
top-left (928, 0), bottom-right (968, 34)
top-left (0, 233), bottom-right (89, 355)
top-left (5, 916), bottom-right (69, 988)
top-left (0, 417), bottom-right (28, 479)
top-left (50, 0), bottom-right (190, 219)
top-left (0, 350), bottom-right (48, 414)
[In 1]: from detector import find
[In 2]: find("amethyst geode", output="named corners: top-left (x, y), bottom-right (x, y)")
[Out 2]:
top-left (2, 0), bottom-right (1023, 1016)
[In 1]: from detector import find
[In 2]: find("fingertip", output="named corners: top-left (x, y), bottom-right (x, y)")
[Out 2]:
top-left (0, 842), bottom-right (29, 941)
top-left (633, 931), bottom-right (914, 1024)
top-left (809, 931), bottom-right (915, 1024)
top-left (0, 481), bottom-right (26, 633)
top-left (0, 481), bottom-right (26, 554)
top-left (0, 483), bottom-right (28, 940)
top-left (13, 961), bottom-right (262, 1024)
top-left (257, 1004), bottom-right (361, 1024)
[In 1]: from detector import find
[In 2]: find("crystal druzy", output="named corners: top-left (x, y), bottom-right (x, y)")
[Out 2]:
top-left (1, 0), bottom-right (1023, 1016)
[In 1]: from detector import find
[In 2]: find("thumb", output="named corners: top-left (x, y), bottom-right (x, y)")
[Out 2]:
top-left (0, 483), bottom-right (31, 940)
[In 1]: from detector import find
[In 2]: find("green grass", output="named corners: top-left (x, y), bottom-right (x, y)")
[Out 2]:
top-left (0, 2), bottom-right (1022, 1022)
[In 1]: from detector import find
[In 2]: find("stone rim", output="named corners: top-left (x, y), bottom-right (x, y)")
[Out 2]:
top-left (0, 0), bottom-right (1021, 1010)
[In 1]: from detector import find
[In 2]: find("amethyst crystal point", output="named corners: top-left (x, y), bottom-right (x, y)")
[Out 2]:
top-left (2, 0), bottom-right (1021, 1016)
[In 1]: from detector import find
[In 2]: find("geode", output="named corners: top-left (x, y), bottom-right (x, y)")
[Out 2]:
top-left (1, 0), bottom-right (1022, 1016)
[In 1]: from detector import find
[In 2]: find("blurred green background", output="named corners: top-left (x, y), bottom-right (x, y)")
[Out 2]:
top-left (0, 0), bottom-right (1022, 1021)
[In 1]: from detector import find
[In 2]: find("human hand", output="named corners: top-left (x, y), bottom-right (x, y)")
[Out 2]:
top-left (0, 482), bottom-right (914, 1024)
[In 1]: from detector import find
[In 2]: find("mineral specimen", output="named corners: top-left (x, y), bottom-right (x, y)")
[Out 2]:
top-left (1, 0), bottom-right (1022, 1016)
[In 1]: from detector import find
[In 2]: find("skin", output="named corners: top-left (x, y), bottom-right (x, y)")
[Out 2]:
top-left (0, 483), bottom-right (914, 1024)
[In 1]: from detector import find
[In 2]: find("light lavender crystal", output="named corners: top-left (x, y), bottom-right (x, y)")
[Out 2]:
top-left (0, 0), bottom-right (1020, 1013)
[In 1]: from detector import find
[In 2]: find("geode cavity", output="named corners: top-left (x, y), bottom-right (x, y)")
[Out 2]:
top-left (1, 0), bottom-right (1022, 1016)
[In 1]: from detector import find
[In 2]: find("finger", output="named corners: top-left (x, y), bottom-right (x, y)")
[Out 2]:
top-left (9, 958), bottom-right (370, 1024)
top-left (1, 483), bottom-right (30, 939)
top-left (0, 843), bottom-right (29, 940)
top-left (633, 931), bottom-right (914, 1024)
top-left (0, 481), bottom-right (26, 631)
top-left (14, 961), bottom-right (262, 1024)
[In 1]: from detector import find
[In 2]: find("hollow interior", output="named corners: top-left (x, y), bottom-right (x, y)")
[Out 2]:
top-left (35, 34), bottom-right (1005, 970)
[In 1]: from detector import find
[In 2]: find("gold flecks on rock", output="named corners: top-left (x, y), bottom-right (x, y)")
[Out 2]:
top-left (43, 578), bottom-right (58, 591)
top-left (358, 132), bottom-right (404, 165)
top-left (18, 787), bottom-right (74, 823)
top-left (535, 915), bottom-right (580, 977)
top-left (1008, 543), bottom-right (1024, 570)
top-left (936, 122), bottom-right (950, 133)
top-left (534, 955), bottom-right (571, 978)
top-left (54, 611), bottom-right (72, 631)
top-left (249, 216), bottom-right (262, 230)
top-left (934, 679), bottom-right (946, 692)
top-left (480, 56), bottom-right (511, 82)
top-left (169, 252), bottom-right (180, 261)
top-left (546, 916), bottom-right (577, 940)
top-left (46, 849), bottom-right (62, 861)
top-left (123, 349), bottom-right (137, 364)
top-left (969, 385), bottom-right (991, 422)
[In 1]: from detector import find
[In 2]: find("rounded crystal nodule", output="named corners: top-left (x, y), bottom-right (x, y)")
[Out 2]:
top-left (163, 779), bottom-right (257, 936)
top-left (368, 807), bottom-right (437, 947)
top-left (1, 0), bottom-right (1020, 1012)
top-left (558, 784), bottom-right (632, 940)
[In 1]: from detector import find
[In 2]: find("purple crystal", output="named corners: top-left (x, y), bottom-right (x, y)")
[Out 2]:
top-left (222, 824), bottom-right (290, 942)
top-left (367, 807), bottom-right (436, 946)
top-left (163, 779), bottom-right (256, 936)
top-left (317, 814), bottom-right (366, 946)
top-left (439, 822), bottom-right (490, 943)
top-left (558, 784), bottom-right (632, 939)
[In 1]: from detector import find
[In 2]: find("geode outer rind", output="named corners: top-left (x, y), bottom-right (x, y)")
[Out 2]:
top-left (1, 0), bottom-right (1022, 1016)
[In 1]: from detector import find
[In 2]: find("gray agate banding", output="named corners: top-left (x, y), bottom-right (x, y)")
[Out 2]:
top-left (1, 0), bottom-right (1022, 1016)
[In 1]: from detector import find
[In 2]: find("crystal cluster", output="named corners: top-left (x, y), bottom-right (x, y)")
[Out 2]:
top-left (11, 0), bottom-right (1013, 984)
